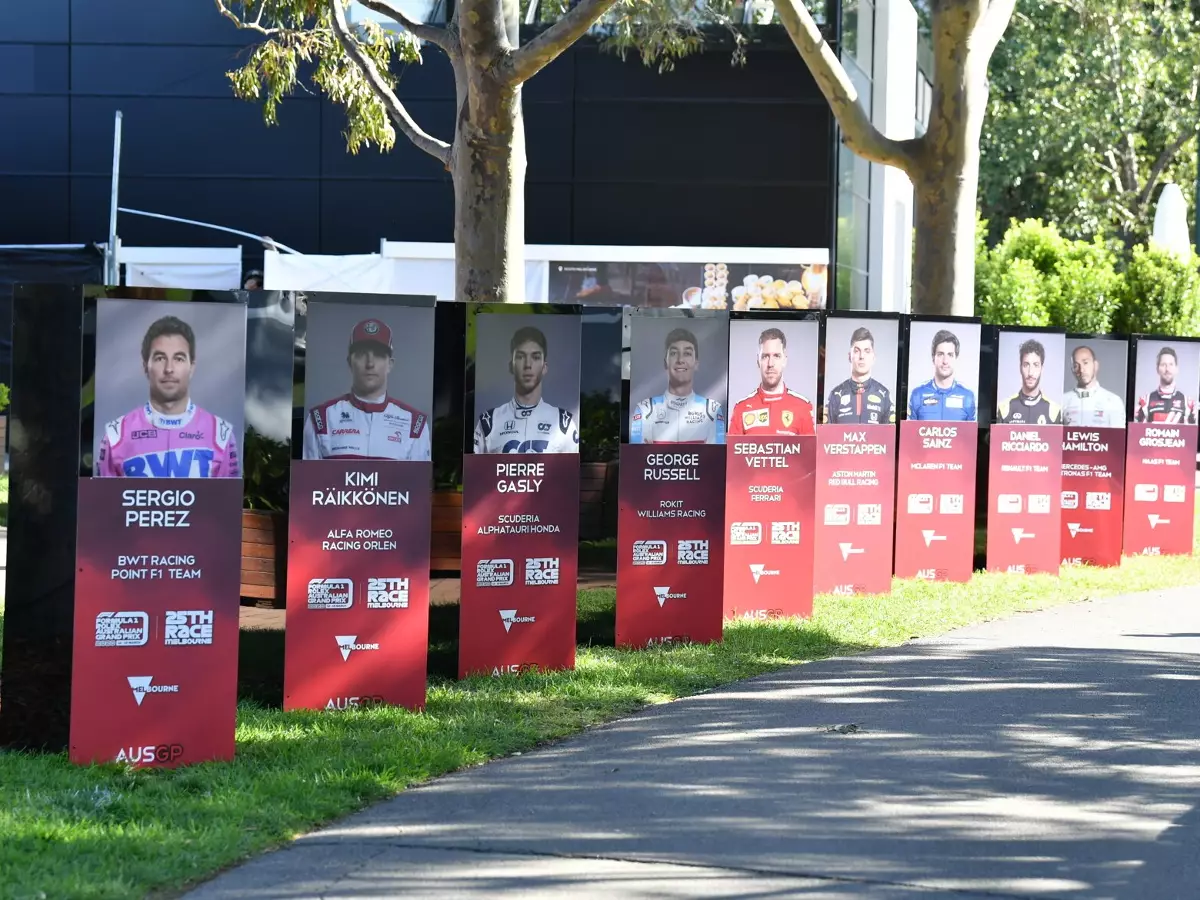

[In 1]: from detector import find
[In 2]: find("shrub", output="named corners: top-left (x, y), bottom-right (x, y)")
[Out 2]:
top-left (976, 218), bottom-right (1121, 332)
top-left (1113, 245), bottom-right (1200, 336)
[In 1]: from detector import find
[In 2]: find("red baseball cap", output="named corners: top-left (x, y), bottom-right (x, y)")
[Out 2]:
top-left (349, 318), bottom-right (392, 351)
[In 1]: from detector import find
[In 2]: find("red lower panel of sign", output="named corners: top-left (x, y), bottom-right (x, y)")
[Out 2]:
top-left (1060, 427), bottom-right (1126, 567)
top-left (813, 424), bottom-right (897, 595)
top-left (986, 424), bottom-right (1064, 575)
top-left (1123, 423), bottom-right (1197, 557)
top-left (894, 421), bottom-right (977, 582)
top-left (459, 452), bottom-right (579, 678)
top-left (70, 477), bottom-right (243, 768)
top-left (617, 443), bottom-right (726, 648)
top-left (284, 460), bottom-right (431, 711)
top-left (723, 436), bottom-right (815, 620)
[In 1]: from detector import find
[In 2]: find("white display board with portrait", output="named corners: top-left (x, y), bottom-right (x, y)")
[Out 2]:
top-left (904, 319), bottom-right (981, 423)
top-left (994, 329), bottom-right (1067, 425)
top-left (300, 300), bottom-right (435, 462)
top-left (821, 315), bottom-right (900, 426)
top-left (727, 317), bottom-right (819, 436)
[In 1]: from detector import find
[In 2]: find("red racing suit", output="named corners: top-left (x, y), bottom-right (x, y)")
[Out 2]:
top-left (728, 384), bottom-right (816, 436)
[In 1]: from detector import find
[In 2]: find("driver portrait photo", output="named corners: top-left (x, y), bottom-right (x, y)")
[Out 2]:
top-left (996, 332), bottom-right (1065, 425)
top-left (1133, 342), bottom-right (1199, 425)
top-left (629, 316), bottom-right (728, 444)
top-left (473, 323), bottom-right (580, 454)
top-left (94, 303), bottom-right (246, 479)
top-left (302, 302), bottom-right (435, 462)
top-left (1062, 339), bottom-right (1127, 428)
top-left (905, 323), bottom-right (980, 422)
top-left (727, 322), bottom-right (818, 436)
top-left (822, 317), bottom-right (899, 426)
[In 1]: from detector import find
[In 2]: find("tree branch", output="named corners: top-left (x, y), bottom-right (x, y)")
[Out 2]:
top-left (214, 0), bottom-right (279, 36)
top-left (500, 0), bottom-right (621, 84)
top-left (357, 0), bottom-right (460, 57)
top-left (328, 0), bottom-right (452, 165)
top-left (976, 0), bottom-right (1017, 61)
top-left (773, 0), bottom-right (917, 174)
top-left (1136, 128), bottom-right (1198, 211)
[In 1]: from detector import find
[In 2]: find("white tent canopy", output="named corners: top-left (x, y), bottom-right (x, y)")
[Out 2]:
top-left (119, 245), bottom-right (243, 290)
top-left (264, 241), bottom-right (828, 301)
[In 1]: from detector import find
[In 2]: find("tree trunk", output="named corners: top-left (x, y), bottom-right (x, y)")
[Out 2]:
top-left (909, 2), bottom-right (991, 318)
top-left (911, 149), bottom-right (980, 317)
top-left (453, 84), bottom-right (526, 303)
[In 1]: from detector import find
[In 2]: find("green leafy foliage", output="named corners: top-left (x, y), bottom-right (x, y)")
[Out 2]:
top-left (977, 219), bottom-right (1120, 331)
top-left (579, 390), bottom-right (620, 462)
top-left (1113, 245), bottom-right (1200, 337)
top-left (242, 426), bottom-right (291, 511)
top-left (0, 384), bottom-right (10, 414)
top-left (220, 1), bottom-right (421, 154)
top-left (981, 0), bottom-right (1200, 248)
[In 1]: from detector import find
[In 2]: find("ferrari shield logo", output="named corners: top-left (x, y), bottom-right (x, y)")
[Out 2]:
top-left (781, 410), bottom-right (794, 428)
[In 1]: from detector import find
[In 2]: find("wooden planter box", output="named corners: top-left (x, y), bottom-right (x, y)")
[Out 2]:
top-left (240, 509), bottom-right (288, 609)
top-left (431, 489), bottom-right (463, 572)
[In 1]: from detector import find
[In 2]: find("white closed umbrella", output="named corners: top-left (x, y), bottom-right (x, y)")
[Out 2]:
top-left (1150, 182), bottom-right (1193, 258)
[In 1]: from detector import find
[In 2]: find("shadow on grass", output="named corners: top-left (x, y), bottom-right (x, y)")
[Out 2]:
top-left (238, 589), bottom-right (868, 711)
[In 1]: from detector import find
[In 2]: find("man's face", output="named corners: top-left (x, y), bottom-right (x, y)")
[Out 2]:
top-left (849, 339), bottom-right (874, 378)
top-left (758, 338), bottom-right (786, 389)
top-left (512, 340), bottom-right (548, 393)
top-left (1020, 352), bottom-right (1043, 393)
top-left (932, 341), bottom-right (957, 381)
top-left (348, 344), bottom-right (393, 395)
top-left (1072, 349), bottom-right (1097, 388)
top-left (144, 334), bottom-right (194, 404)
top-left (1158, 353), bottom-right (1177, 387)
top-left (666, 340), bottom-right (698, 389)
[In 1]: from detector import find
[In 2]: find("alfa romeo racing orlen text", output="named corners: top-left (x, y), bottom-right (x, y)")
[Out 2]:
top-left (322, 528), bottom-right (398, 551)
top-left (642, 453), bottom-right (701, 481)
top-left (312, 471), bottom-right (410, 507)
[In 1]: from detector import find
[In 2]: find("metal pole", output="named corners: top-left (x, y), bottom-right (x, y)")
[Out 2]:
top-left (107, 110), bottom-right (123, 286)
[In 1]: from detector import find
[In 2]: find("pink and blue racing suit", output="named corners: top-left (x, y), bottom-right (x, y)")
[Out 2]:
top-left (96, 401), bottom-right (240, 478)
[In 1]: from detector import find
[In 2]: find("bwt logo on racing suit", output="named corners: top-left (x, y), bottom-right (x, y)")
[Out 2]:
top-left (524, 557), bottom-right (560, 585)
top-left (366, 577), bottom-right (409, 608)
top-left (164, 610), bottom-right (213, 645)
top-left (115, 744), bottom-right (185, 764)
top-left (95, 611), bottom-right (149, 647)
top-left (98, 402), bottom-right (239, 478)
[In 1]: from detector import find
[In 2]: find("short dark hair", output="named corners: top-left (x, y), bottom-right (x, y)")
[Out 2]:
top-left (510, 326), bottom-right (548, 357)
top-left (758, 327), bottom-right (787, 349)
top-left (1073, 345), bottom-right (1096, 362)
top-left (665, 327), bottom-right (699, 357)
top-left (850, 326), bottom-right (874, 347)
top-left (141, 316), bottom-right (196, 364)
top-left (1018, 338), bottom-right (1045, 365)
top-left (1157, 346), bottom-right (1178, 364)
top-left (931, 329), bottom-right (959, 357)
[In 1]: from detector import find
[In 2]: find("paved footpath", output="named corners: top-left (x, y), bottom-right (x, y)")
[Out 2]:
top-left (188, 586), bottom-right (1200, 899)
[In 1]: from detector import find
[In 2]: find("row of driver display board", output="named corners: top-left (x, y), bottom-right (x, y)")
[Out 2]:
top-left (65, 296), bottom-right (1196, 767)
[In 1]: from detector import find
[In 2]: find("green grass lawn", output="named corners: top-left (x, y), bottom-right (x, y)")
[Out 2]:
top-left (0, 472), bottom-right (9, 528)
top-left (3, 541), bottom-right (1200, 899)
